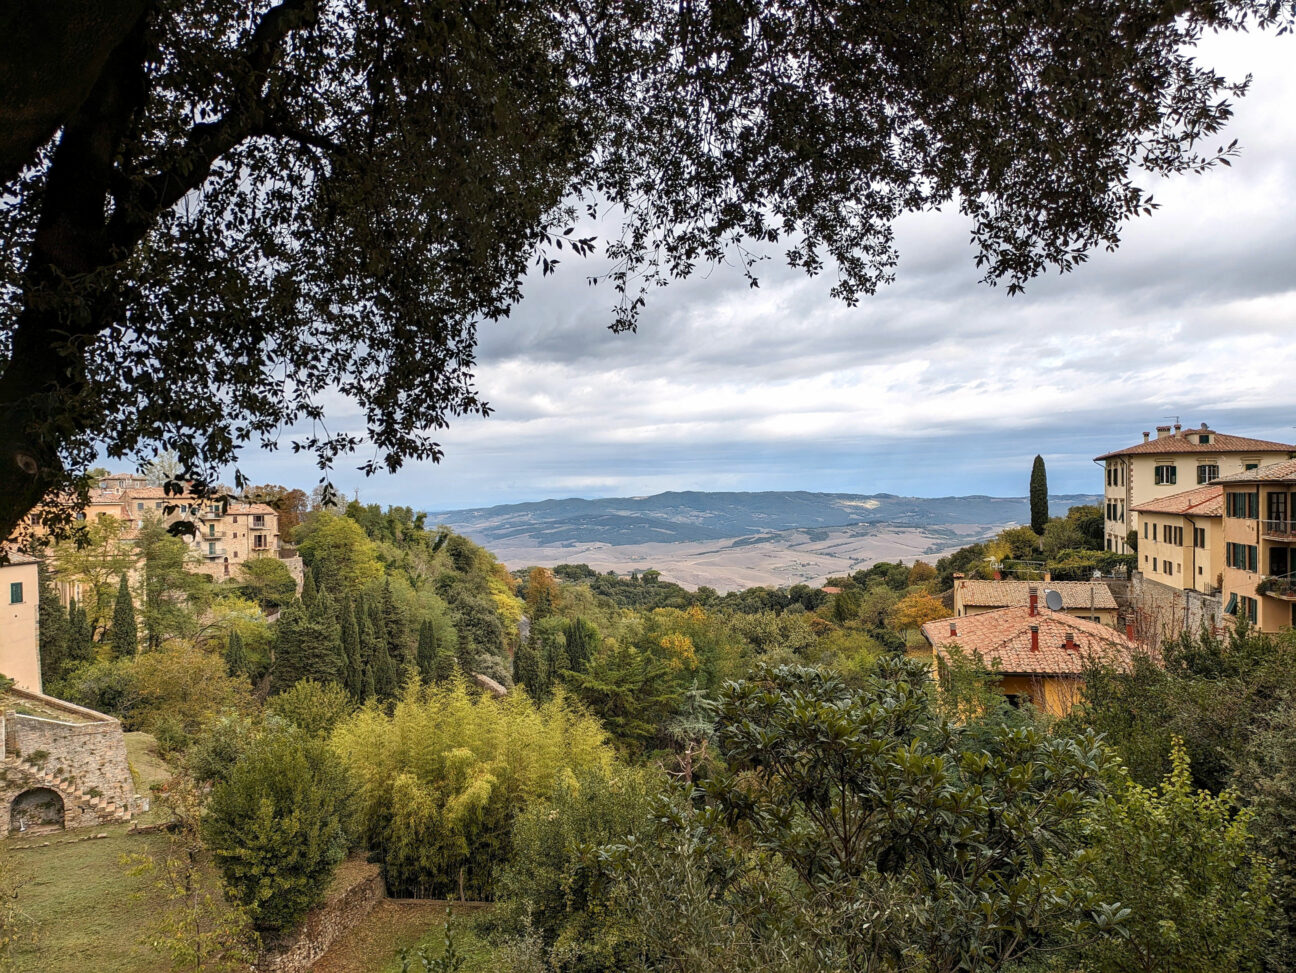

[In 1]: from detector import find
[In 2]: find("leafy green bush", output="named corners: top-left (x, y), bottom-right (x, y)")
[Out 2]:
top-left (202, 730), bottom-right (351, 932)
top-left (1068, 739), bottom-right (1273, 973)
top-left (265, 679), bottom-right (354, 736)
top-left (331, 677), bottom-right (613, 899)
top-left (493, 766), bottom-right (657, 970)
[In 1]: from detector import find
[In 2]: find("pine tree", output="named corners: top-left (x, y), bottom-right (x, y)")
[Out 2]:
top-left (38, 565), bottom-right (70, 685)
top-left (109, 573), bottom-right (137, 659)
top-left (381, 579), bottom-right (410, 667)
top-left (226, 630), bottom-right (247, 678)
top-left (1030, 454), bottom-right (1049, 535)
top-left (271, 600), bottom-right (342, 693)
top-left (66, 598), bottom-right (95, 665)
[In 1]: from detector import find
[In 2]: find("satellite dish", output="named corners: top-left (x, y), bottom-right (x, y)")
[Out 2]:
top-left (1043, 589), bottom-right (1064, 612)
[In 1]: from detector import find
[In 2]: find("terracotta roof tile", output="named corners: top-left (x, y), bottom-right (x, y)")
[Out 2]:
top-left (1214, 459), bottom-right (1296, 484)
top-left (922, 605), bottom-right (1139, 676)
top-left (957, 580), bottom-right (1116, 611)
top-left (1131, 484), bottom-right (1224, 517)
top-left (1095, 431), bottom-right (1295, 461)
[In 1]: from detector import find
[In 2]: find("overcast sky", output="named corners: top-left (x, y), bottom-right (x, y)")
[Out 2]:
top-left (244, 27), bottom-right (1296, 512)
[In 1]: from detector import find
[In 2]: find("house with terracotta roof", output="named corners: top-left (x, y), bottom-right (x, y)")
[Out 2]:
top-left (1215, 459), bottom-right (1296, 632)
top-left (922, 587), bottom-right (1141, 717)
top-left (1131, 483), bottom-right (1223, 598)
top-left (1095, 422), bottom-right (1295, 556)
top-left (951, 576), bottom-right (1118, 627)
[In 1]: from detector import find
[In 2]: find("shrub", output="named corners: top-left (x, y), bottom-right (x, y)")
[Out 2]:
top-left (203, 730), bottom-right (351, 933)
top-left (331, 677), bottom-right (612, 899)
top-left (494, 766), bottom-right (657, 970)
top-left (265, 679), bottom-right (354, 736)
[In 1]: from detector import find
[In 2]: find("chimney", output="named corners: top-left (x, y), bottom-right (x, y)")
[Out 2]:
top-left (1064, 631), bottom-right (1077, 651)
top-left (1156, 425), bottom-right (1171, 439)
top-left (1043, 570), bottom-right (1051, 582)
top-left (1142, 431), bottom-right (1150, 443)
top-left (1030, 625), bottom-right (1039, 652)
top-left (1028, 586), bottom-right (1038, 616)
top-left (1174, 422), bottom-right (1182, 435)
top-left (1125, 622), bottom-right (1135, 640)
top-left (949, 621), bottom-right (957, 637)
top-left (952, 572), bottom-right (965, 580)
top-left (993, 569), bottom-right (1002, 580)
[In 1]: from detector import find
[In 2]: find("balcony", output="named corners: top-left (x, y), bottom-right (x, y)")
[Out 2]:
top-left (200, 530), bottom-right (226, 540)
top-left (201, 546), bottom-right (227, 560)
top-left (1258, 573), bottom-right (1296, 600)
top-left (1262, 520), bottom-right (1296, 541)
top-left (248, 520), bottom-right (270, 530)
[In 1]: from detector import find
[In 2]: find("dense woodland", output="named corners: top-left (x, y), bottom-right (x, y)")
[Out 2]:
top-left (15, 495), bottom-right (1292, 972)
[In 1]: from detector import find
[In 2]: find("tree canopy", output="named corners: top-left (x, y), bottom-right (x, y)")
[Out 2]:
top-left (1, 0), bottom-right (1284, 541)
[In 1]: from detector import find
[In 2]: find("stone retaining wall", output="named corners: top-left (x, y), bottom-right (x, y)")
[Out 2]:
top-left (255, 861), bottom-right (385, 972)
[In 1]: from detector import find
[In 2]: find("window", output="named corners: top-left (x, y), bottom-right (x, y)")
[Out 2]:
top-left (208, 542), bottom-right (216, 555)
top-left (1152, 524), bottom-right (1158, 541)
top-left (1143, 522), bottom-right (1149, 539)
top-left (136, 502), bottom-right (144, 511)
top-left (1197, 464), bottom-right (1219, 484)
top-left (253, 534), bottom-right (266, 549)
top-left (1268, 491), bottom-right (1288, 524)
top-left (1193, 526), bottom-right (1206, 548)
top-left (1246, 463), bottom-right (1260, 471)
top-left (1152, 557), bottom-right (1158, 571)
top-left (1241, 595), bottom-right (1258, 623)
top-left (1226, 491), bottom-right (1260, 519)
top-left (1170, 525), bottom-right (1183, 546)
top-left (1199, 434), bottom-right (1211, 444)
top-left (8, 582), bottom-right (22, 604)
top-left (1154, 464), bottom-right (1177, 485)
top-left (1106, 537), bottom-right (1112, 551)
top-left (1226, 543), bottom-right (1260, 572)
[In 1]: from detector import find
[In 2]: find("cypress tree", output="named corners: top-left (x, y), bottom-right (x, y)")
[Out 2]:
top-left (38, 565), bottom-right (70, 684)
top-left (226, 630), bottom-right (247, 678)
top-left (371, 640), bottom-right (397, 699)
top-left (563, 617), bottom-right (598, 674)
top-left (301, 568), bottom-right (318, 609)
top-left (415, 620), bottom-right (437, 682)
top-left (1030, 454), bottom-right (1049, 534)
top-left (67, 598), bottom-right (94, 665)
top-left (109, 573), bottom-right (137, 659)
top-left (431, 642), bottom-right (457, 684)
top-left (362, 662), bottom-right (376, 701)
top-left (513, 638), bottom-right (542, 699)
top-left (339, 597), bottom-right (363, 698)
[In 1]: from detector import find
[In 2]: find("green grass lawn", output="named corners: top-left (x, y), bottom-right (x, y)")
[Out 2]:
top-left (3, 732), bottom-right (177, 973)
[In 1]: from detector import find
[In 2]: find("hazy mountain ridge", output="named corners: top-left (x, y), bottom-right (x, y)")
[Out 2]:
top-left (428, 490), bottom-right (1099, 548)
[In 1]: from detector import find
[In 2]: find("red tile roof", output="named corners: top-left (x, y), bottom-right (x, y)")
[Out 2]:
top-left (1214, 459), bottom-right (1296, 484)
top-left (1131, 483), bottom-right (1224, 517)
top-left (957, 579), bottom-right (1116, 611)
top-left (1095, 430), bottom-right (1294, 461)
top-left (922, 605), bottom-right (1139, 676)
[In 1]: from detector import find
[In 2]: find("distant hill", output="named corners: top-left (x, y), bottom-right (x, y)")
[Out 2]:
top-left (427, 490), bottom-right (1100, 547)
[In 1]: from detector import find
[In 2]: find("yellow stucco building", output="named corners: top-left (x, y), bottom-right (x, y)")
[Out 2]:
top-left (0, 555), bottom-right (42, 693)
top-left (1216, 459), bottom-right (1296, 632)
top-left (1096, 423), bottom-right (1293, 555)
top-left (922, 588), bottom-right (1141, 717)
top-left (1131, 483), bottom-right (1223, 596)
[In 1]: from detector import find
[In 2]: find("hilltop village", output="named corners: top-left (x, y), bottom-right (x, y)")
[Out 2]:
top-left (1, 424), bottom-right (1293, 972)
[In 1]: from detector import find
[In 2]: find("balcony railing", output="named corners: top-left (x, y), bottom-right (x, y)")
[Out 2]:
top-left (1262, 520), bottom-right (1296, 540)
top-left (201, 546), bottom-right (227, 559)
top-left (1258, 573), bottom-right (1296, 600)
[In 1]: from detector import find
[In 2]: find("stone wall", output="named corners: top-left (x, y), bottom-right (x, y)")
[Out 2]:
top-left (1, 689), bottom-right (139, 831)
top-left (1128, 572), bottom-right (1222, 646)
top-left (254, 861), bottom-right (385, 973)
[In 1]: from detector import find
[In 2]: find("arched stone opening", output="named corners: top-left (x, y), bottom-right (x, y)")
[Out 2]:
top-left (10, 787), bottom-right (65, 833)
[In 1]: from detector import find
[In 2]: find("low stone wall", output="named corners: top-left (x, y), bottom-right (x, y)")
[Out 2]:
top-left (255, 860), bottom-right (385, 973)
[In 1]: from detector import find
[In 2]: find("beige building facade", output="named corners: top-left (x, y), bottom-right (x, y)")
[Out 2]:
top-left (0, 556), bottom-right (41, 693)
top-left (1097, 423), bottom-right (1294, 555)
top-left (1217, 460), bottom-right (1296, 633)
top-left (1131, 484), bottom-right (1223, 597)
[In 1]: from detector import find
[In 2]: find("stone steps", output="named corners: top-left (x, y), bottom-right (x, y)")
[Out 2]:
top-left (8, 756), bottom-right (131, 822)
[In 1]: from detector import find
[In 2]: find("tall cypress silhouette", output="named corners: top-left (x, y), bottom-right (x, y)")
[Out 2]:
top-left (1030, 454), bottom-right (1049, 535)
top-left (109, 573), bottom-right (137, 659)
